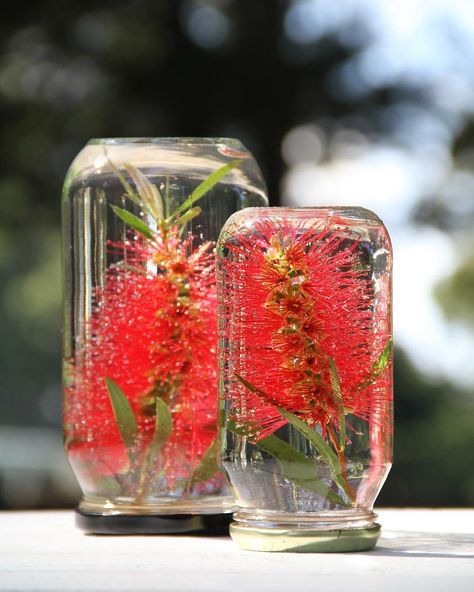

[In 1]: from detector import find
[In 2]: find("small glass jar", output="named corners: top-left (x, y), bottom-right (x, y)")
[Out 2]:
top-left (62, 138), bottom-right (268, 533)
top-left (217, 207), bottom-right (392, 551)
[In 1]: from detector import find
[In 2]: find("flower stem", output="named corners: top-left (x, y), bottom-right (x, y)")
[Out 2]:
top-left (134, 444), bottom-right (158, 504)
top-left (327, 425), bottom-right (356, 504)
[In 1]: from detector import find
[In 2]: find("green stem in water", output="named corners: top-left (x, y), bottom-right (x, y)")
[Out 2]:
top-left (327, 424), bottom-right (355, 503)
top-left (227, 421), bottom-right (347, 507)
top-left (135, 397), bottom-right (173, 503)
top-left (183, 439), bottom-right (220, 496)
top-left (234, 373), bottom-right (355, 505)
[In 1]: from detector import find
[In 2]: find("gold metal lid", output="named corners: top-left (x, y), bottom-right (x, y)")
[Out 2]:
top-left (230, 522), bottom-right (381, 553)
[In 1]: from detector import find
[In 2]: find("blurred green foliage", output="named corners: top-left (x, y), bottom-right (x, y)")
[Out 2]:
top-left (0, 0), bottom-right (473, 507)
top-left (436, 256), bottom-right (474, 329)
top-left (380, 349), bottom-right (474, 506)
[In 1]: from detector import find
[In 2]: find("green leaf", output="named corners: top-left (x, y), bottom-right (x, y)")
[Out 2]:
top-left (234, 372), bottom-right (350, 501)
top-left (164, 175), bottom-right (170, 218)
top-left (105, 378), bottom-right (138, 453)
top-left (234, 372), bottom-right (268, 398)
top-left (277, 407), bottom-right (347, 493)
top-left (171, 159), bottom-right (242, 218)
top-left (235, 370), bottom-right (340, 456)
top-left (257, 434), bottom-right (346, 505)
top-left (107, 159), bottom-right (145, 210)
top-left (187, 439), bottom-right (219, 488)
top-left (328, 357), bottom-right (343, 408)
top-left (328, 357), bottom-right (346, 449)
top-left (227, 421), bottom-right (345, 505)
top-left (110, 205), bottom-right (154, 240)
top-left (358, 338), bottom-right (393, 389)
top-left (96, 475), bottom-right (122, 495)
top-left (374, 338), bottom-right (393, 372)
top-left (149, 397), bottom-right (173, 454)
top-left (124, 162), bottom-right (164, 221)
top-left (176, 206), bottom-right (202, 226)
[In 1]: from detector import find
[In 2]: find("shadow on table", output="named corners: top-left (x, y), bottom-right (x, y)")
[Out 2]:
top-left (373, 531), bottom-right (474, 559)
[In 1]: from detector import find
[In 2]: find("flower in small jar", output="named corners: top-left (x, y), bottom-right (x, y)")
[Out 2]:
top-left (219, 217), bottom-right (391, 442)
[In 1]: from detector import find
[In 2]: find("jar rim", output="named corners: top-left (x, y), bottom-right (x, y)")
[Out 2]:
top-left (226, 206), bottom-right (386, 227)
top-left (240, 205), bottom-right (382, 217)
top-left (87, 137), bottom-right (244, 147)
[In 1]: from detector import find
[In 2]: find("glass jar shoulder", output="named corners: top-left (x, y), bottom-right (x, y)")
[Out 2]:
top-left (62, 138), bottom-right (268, 203)
top-left (217, 206), bottom-right (392, 261)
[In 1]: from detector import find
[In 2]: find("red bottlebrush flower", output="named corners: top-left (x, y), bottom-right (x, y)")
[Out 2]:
top-left (65, 227), bottom-right (219, 480)
top-left (218, 215), bottom-right (392, 443)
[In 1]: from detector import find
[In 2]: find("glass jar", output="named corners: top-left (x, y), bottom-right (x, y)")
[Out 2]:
top-left (62, 138), bottom-right (268, 533)
top-left (217, 207), bottom-right (392, 551)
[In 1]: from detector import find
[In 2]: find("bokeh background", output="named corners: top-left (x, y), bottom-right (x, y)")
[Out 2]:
top-left (1, 0), bottom-right (473, 509)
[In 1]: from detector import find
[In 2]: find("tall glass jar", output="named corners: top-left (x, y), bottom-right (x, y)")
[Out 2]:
top-left (217, 207), bottom-right (392, 552)
top-left (62, 138), bottom-right (268, 533)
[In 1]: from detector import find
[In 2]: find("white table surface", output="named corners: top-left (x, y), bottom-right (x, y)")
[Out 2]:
top-left (0, 509), bottom-right (472, 592)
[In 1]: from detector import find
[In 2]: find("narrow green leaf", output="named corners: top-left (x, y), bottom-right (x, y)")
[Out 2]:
top-left (234, 372), bottom-right (268, 398)
top-left (149, 397), bottom-right (173, 454)
top-left (234, 373), bottom-right (349, 501)
top-left (227, 421), bottom-right (345, 505)
top-left (258, 434), bottom-right (346, 505)
top-left (107, 159), bottom-right (144, 209)
top-left (97, 475), bottom-right (122, 495)
top-left (358, 338), bottom-right (393, 389)
top-left (124, 162), bottom-right (164, 221)
top-left (164, 175), bottom-right (170, 218)
top-left (171, 159), bottom-right (242, 217)
top-left (374, 338), bottom-right (393, 372)
top-left (110, 205), bottom-right (154, 240)
top-left (277, 407), bottom-right (346, 493)
top-left (328, 357), bottom-right (346, 449)
top-left (328, 357), bottom-right (343, 407)
top-left (187, 439), bottom-right (219, 488)
top-left (105, 378), bottom-right (138, 452)
top-left (176, 206), bottom-right (202, 226)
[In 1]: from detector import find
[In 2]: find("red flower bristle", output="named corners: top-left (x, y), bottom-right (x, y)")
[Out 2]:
top-left (65, 227), bottom-right (219, 480)
top-left (219, 216), bottom-right (391, 442)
